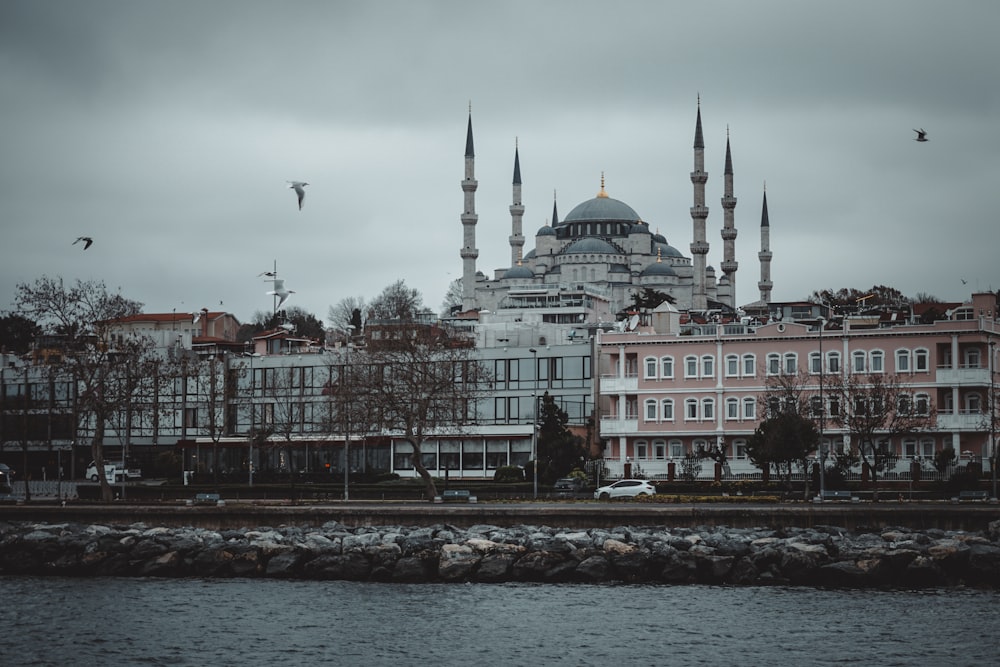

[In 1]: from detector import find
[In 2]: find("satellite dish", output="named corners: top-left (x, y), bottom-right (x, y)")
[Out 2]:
top-left (627, 314), bottom-right (640, 331)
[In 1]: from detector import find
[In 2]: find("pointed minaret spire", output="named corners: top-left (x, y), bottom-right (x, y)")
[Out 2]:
top-left (460, 107), bottom-right (479, 311)
top-left (551, 189), bottom-right (559, 225)
top-left (720, 126), bottom-right (738, 309)
top-left (509, 137), bottom-right (525, 267)
top-left (689, 97), bottom-right (710, 310)
top-left (757, 183), bottom-right (773, 304)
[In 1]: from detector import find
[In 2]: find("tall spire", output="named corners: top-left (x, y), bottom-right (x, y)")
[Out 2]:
top-left (509, 138), bottom-right (525, 267)
top-left (689, 97), bottom-right (710, 311)
top-left (460, 108), bottom-right (479, 311)
top-left (720, 128), bottom-right (738, 309)
top-left (757, 185), bottom-right (773, 304)
top-left (551, 189), bottom-right (559, 225)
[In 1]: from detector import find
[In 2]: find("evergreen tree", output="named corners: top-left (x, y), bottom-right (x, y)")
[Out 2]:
top-left (536, 392), bottom-right (586, 484)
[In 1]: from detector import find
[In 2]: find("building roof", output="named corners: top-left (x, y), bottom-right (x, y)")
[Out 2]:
top-left (562, 196), bottom-right (641, 224)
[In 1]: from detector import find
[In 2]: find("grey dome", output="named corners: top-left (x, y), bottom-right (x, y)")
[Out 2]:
top-left (562, 237), bottom-right (621, 254)
top-left (641, 262), bottom-right (677, 277)
top-left (536, 225), bottom-right (556, 236)
top-left (504, 265), bottom-right (534, 279)
top-left (563, 196), bottom-right (641, 223)
top-left (629, 222), bottom-right (651, 235)
top-left (654, 241), bottom-right (685, 259)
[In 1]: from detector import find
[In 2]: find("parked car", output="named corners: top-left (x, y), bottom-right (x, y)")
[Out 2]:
top-left (553, 477), bottom-right (586, 498)
top-left (0, 462), bottom-right (12, 494)
top-left (594, 479), bottom-right (657, 500)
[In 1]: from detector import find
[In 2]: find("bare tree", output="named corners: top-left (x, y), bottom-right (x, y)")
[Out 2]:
top-left (13, 276), bottom-right (151, 502)
top-left (328, 296), bottom-right (367, 332)
top-left (368, 280), bottom-right (423, 321)
top-left (440, 278), bottom-right (463, 317)
top-left (826, 372), bottom-right (936, 501)
top-left (753, 370), bottom-right (819, 498)
top-left (190, 355), bottom-right (231, 483)
top-left (358, 322), bottom-right (492, 500)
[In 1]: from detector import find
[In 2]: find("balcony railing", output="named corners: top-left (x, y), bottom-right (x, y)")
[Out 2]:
top-left (600, 415), bottom-right (639, 434)
top-left (936, 366), bottom-right (991, 385)
top-left (936, 410), bottom-right (986, 430)
top-left (600, 373), bottom-right (638, 393)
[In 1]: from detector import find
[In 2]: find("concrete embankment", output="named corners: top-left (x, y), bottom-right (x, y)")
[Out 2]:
top-left (2, 516), bottom-right (1000, 588)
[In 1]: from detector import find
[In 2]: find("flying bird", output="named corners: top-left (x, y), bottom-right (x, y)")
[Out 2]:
top-left (267, 278), bottom-right (295, 311)
top-left (73, 236), bottom-right (93, 249)
top-left (258, 271), bottom-right (277, 278)
top-left (913, 128), bottom-right (928, 142)
top-left (287, 181), bottom-right (309, 210)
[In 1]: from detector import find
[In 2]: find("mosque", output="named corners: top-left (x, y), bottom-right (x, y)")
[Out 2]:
top-left (458, 102), bottom-right (775, 320)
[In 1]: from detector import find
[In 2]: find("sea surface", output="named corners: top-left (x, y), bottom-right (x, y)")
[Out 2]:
top-left (1, 577), bottom-right (998, 666)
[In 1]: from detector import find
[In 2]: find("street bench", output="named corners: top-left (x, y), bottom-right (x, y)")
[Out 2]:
top-left (188, 492), bottom-right (223, 506)
top-left (956, 490), bottom-right (990, 502)
top-left (820, 490), bottom-right (854, 502)
top-left (439, 489), bottom-right (476, 503)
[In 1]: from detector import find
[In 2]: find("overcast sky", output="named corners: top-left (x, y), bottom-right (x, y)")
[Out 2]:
top-left (2, 0), bottom-right (997, 327)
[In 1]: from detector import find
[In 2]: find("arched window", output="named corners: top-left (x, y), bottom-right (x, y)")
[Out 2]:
top-left (653, 439), bottom-right (667, 460)
top-left (915, 393), bottom-right (930, 415)
top-left (669, 439), bottom-right (685, 458)
top-left (870, 350), bottom-right (885, 373)
top-left (914, 348), bottom-right (929, 372)
top-left (896, 349), bottom-right (911, 373)
top-left (726, 397), bottom-right (739, 420)
top-left (725, 354), bottom-right (740, 377)
top-left (702, 397), bottom-right (715, 420)
top-left (966, 392), bottom-right (982, 413)
top-left (661, 398), bottom-right (674, 421)
top-left (783, 352), bottom-right (797, 375)
top-left (742, 353), bottom-right (756, 377)
top-left (685, 398), bottom-right (698, 420)
top-left (827, 351), bottom-right (841, 373)
top-left (767, 353), bottom-right (781, 376)
top-left (852, 350), bottom-right (867, 373)
top-left (660, 356), bottom-right (674, 379)
top-left (965, 347), bottom-right (981, 368)
top-left (733, 439), bottom-right (747, 460)
top-left (701, 355), bottom-right (715, 378)
top-left (644, 356), bottom-right (658, 379)
top-left (685, 355), bottom-right (698, 378)
top-left (743, 397), bottom-right (756, 419)
top-left (635, 439), bottom-right (648, 460)
top-left (644, 398), bottom-right (657, 421)
top-left (809, 351), bottom-right (822, 374)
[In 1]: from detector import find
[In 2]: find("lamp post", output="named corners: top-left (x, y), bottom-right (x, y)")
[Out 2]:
top-left (818, 317), bottom-right (826, 500)
top-left (243, 348), bottom-right (259, 487)
top-left (990, 338), bottom-right (996, 500)
top-left (343, 325), bottom-right (355, 501)
top-left (529, 347), bottom-right (538, 500)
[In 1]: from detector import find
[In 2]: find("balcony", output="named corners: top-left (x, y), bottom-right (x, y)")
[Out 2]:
top-left (936, 366), bottom-right (991, 386)
top-left (600, 415), bottom-right (639, 435)
top-left (600, 374), bottom-right (638, 393)
top-left (936, 410), bottom-right (986, 430)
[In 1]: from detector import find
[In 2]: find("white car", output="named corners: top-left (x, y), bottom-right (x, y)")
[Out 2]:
top-left (86, 461), bottom-right (142, 483)
top-left (594, 479), bottom-right (657, 500)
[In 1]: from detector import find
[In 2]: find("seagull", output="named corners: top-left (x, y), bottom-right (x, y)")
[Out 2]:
top-left (258, 271), bottom-right (277, 278)
top-left (73, 236), bottom-right (93, 249)
top-left (913, 128), bottom-right (928, 142)
top-left (267, 278), bottom-right (295, 311)
top-left (287, 181), bottom-right (308, 210)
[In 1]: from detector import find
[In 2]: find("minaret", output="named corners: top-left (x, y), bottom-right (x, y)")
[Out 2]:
top-left (460, 109), bottom-right (479, 311)
top-left (689, 98), bottom-right (710, 311)
top-left (757, 186), bottom-right (773, 304)
top-left (551, 189), bottom-right (559, 225)
top-left (509, 139), bottom-right (525, 267)
top-left (720, 129), bottom-right (738, 309)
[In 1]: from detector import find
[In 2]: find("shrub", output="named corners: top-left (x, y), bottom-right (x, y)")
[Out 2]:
top-left (493, 465), bottom-right (525, 483)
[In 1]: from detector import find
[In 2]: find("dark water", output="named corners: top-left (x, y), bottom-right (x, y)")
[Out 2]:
top-left (1, 578), bottom-right (998, 666)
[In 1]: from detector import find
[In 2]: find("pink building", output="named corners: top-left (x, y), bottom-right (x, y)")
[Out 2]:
top-left (596, 292), bottom-right (999, 480)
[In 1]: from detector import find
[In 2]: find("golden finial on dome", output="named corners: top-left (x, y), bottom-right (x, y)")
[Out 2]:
top-left (657, 247), bottom-right (662, 263)
top-left (597, 172), bottom-right (608, 198)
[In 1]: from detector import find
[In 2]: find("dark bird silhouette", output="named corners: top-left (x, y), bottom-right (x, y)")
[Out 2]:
top-left (258, 271), bottom-right (277, 278)
top-left (287, 181), bottom-right (308, 210)
top-left (913, 128), bottom-right (928, 142)
top-left (73, 236), bottom-right (93, 249)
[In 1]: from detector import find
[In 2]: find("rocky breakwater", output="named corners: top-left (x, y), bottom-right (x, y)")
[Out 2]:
top-left (2, 520), bottom-right (1000, 588)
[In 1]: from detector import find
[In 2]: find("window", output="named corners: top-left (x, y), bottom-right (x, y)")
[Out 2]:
top-left (733, 439), bottom-right (747, 460)
top-left (966, 348), bottom-right (981, 368)
top-left (726, 354), bottom-right (739, 377)
top-left (661, 398), bottom-right (674, 421)
top-left (809, 352), bottom-right (822, 374)
top-left (701, 355), bottom-right (714, 378)
top-left (852, 351), bottom-right (867, 373)
top-left (784, 353), bottom-right (797, 375)
top-left (870, 350), bottom-right (884, 373)
top-left (742, 354), bottom-right (756, 377)
top-left (702, 398), bottom-right (715, 420)
top-left (669, 440), bottom-right (684, 458)
top-left (685, 356), bottom-right (698, 378)
top-left (767, 353), bottom-right (781, 376)
top-left (644, 399), bottom-right (657, 421)
top-left (653, 440), bottom-right (667, 459)
top-left (726, 397), bottom-right (739, 420)
top-left (915, 393), bottom-right (930, 415)
top-left (685, 398), bottom-right (698, 420)
top-left (896, 349), bottom-right (910, 373)
top-left (914, 349), bottom-right (929, 372)
top-left (644, 357), bottom-right (658, 379)
top-left (827, 351), bottom-right (841, 373)
top-left (743, 397), bottom-right (756, 419)
top-left (828, 396), bottom-right (840, 417)
top-left (920, 438), bottom-right (935, 458)
top-left (635, 440), bottom-right (648, 460)
top-left (897, 394), bottom-right (912, 415)
top-left (660, 356), bottom-right (674, 379)
top-left (810, 396), bottom-right (824, 417)
top-left (904, 438), bottom-right (917, 459)
top-left (966, 393), bottom-right (982, 413)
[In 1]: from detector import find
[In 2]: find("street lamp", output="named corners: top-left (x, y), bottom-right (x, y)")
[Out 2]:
top-left (243, 348), bottom-right (260, 487)
top-left (529, 347), bottom-right (538, 500)
top-left (343, 325), bottom-right (355, 501)
top-left (818, 317), bottom-right (826, 500)
top-left (990, 338), bottom-right (996, 500)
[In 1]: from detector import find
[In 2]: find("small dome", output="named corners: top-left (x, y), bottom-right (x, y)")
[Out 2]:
top-left (653, 232), bottom-right (668, 243)
top-left (536, 225), bottom-right (556, 237)
top-left (654, 241), bottom-right (684, 259)
top-left (563, 237), bottom-right (621, 254)
top-left (641, 262), bottom-right (677, 277)
top-left (629, 222), bottom-right (651, 235)
top-left (524, 248), bottom-right (536, 260)
top-left (504, 265), bottom-right (534, 279)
